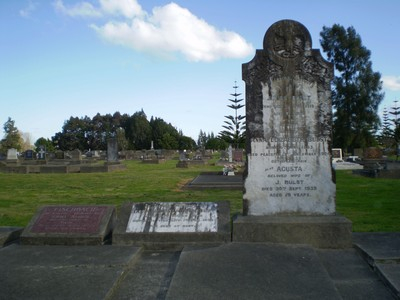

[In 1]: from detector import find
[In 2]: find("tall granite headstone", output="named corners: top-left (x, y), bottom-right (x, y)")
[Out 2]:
top-left (234, 20), bottom-right (352, 248)
top-left (107, 138), bottom-right (118, 163)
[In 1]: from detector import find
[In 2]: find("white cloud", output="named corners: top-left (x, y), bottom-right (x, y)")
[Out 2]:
top-left (20, 1), bottom-right (38, 18)
top-left (54, 0), bottom-right (253, 62)
top-left (99, 0), bottom-right (144, 18)
top-left (53, 0), bottom-right (102, 18)
top-left (91, 2), bottom-right (254, 62)
top-left (383, 76), bottom-right (400, 91)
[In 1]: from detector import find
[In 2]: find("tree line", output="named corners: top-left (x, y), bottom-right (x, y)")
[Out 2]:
top-left (0, 110), bottom-right (200, 154)
top-left (51, 110), bottom-right (198, 151)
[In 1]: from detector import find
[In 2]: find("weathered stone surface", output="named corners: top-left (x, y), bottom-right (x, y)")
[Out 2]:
top-left (166, 243), bottom-right (341, 299)
top-left (0, 245), bottom-right (140, 299)
top-left (233, 214), bottom-right (352, 248)
top-left (0, 227), bottom-right (23, 247)
top-left (242, 19), bottom-right (335, 216)
top-left (113, 201), bottom-right (231, 247)
top-left (107, 137), bottom-right (119, 162)
top-left (20, 205), bottom-right (115, 245)
top-left (126, 202), bottom-right (218, 233)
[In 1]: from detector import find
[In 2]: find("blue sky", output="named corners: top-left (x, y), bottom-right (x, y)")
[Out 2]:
top-left (1, 0), bottom-right (400, 144)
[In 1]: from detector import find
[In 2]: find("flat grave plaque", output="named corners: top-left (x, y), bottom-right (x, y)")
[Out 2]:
top-left (21, 205), bottom-right (115, 245)
top-left (113, 201), bottom-right (231, 246)
top-left (126, 202), bottom-right (218, 233)
top-left (31, 206), bottom-right (107, 233)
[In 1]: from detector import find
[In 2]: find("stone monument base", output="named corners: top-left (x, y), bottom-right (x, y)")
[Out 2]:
top-left (233, 214), bottom-right (352, 249)
top-left (176, 161), bottom-right (188, 168)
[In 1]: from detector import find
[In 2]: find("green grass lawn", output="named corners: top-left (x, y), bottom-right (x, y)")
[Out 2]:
top-left (0, 160), bottom-right (399, 232)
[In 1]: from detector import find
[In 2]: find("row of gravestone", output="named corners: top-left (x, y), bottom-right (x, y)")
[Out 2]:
top-left (19, 202), bottom-right (231, 246)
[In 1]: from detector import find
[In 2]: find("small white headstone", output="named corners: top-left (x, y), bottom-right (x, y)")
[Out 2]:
top-left (7, 148), bottom-right (18, 160)
top-left (228, 145), bottom-right (233, 163)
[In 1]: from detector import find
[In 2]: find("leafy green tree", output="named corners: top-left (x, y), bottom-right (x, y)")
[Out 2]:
top-left (219, 82), bottom-right (245, 149)
top-left (320, 24), bottom-right (384, 152)
top-left (34, 137), bottom-right (55, 153)
top-left (125, 110), bottom-right (152, 150)
top-left (52, 116), bottom-right (92, 150)
top-left (206, 136), bottom-right (227, 150)
top-left (115, 127), bottom-right (129, 151)
top-left (178, 135), bottom-right (196, 150)
top-left (150, 117), bottom-right (180, 149)
top-left (0, 117), bottom-right (23, 154)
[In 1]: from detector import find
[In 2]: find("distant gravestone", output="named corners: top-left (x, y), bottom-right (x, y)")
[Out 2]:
top-left (364, 147), bottom-right (382, 159)
top-left (107, 138), bottom-right (118, 163)
top-left (234, 20), bottom-right (352, 248)
top-left (6, 148), bottom-right (18, 160)
top-left (55, 150), bottom-right (64, 159)
top-left (220, 150), bottom-right (228, 161)
top-left (20, 205), bottom-right (115, 245)
top-left (233, 149), bottom-right (244, 162)
top-left (228, 145), bottom-right (233, 163)
top-left (25, 150), bottom-right (34, 160)
top-left (38, 146), bottom-right (46, 160)
top-left (179, 151), bottom-right (186, 161)
top-left (113, 202), bottom-right (231, 246)
top-left (176, 150), bottom-right (189, 168)
top-left (70, 149), bottom-right (82, 161)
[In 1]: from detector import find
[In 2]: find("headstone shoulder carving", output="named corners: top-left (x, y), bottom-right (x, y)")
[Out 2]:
top-left (242, 19), bottom-right (335, 216)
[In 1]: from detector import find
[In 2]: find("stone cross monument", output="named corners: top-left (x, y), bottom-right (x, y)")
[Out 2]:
top-left (234, 20), bottom-right (352, 248)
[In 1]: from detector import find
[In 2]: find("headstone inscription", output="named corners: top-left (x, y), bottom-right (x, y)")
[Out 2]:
top-left (126, 202), bottom-right (218, 233)
top-left (234, 20), bottom-right (352, 248)
top-left (20, 205), bottom-right (115, 245)
top-left (242, 19), bottom-right (335, 216)
top-left (113, 201), bottom-right (231, 246)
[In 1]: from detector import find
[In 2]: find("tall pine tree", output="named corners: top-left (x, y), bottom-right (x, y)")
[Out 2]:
top-left (219, 82), bottom-right (245, 149)
top-left (320, 25), bottom-right (384, 153)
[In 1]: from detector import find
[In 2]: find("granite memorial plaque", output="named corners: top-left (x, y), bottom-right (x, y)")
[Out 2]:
top-left (126, 202), bottom-right (218, 233)
top-left (113, 201), bottom-right (231, 246)
top-left (242, 19), bottom-right (335, 216)
top-left (21, 205), bottom-right (115, 245)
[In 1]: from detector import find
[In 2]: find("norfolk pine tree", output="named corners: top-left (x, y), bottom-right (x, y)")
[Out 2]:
top-left (219, 82), bottom-right (246, 149)
top-left (320, 25), bottom-right (384, 153)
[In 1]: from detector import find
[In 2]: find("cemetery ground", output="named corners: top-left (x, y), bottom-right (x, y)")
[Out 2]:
top-left (0, 157), bottom-right (399, 233)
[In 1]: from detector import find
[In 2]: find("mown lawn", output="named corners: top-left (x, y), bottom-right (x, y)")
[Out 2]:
top-left (335, 169), bottom-right (400, 232)
top-left (0, 161), bottom-right (399, 232)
